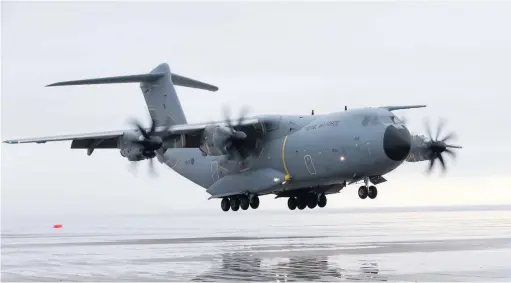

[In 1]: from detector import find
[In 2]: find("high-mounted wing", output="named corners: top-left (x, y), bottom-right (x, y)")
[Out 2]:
top-left (3, 130), bottom-right (123, 144)
top-left (168, 118), bottom-right (261, 135)
top-left (3, 130), bottom-right (124, 156)
top-left (380, 105), bottom-right (427, 111)
top-left (2, 116), bottom-right (267, 159)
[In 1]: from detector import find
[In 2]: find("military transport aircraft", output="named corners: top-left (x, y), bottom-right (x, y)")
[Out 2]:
top-left (3, 63), bottom-right (462, 212)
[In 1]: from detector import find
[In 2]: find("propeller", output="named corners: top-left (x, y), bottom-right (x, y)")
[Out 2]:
top-left (221, 105), bottom-right (253, 161)
top-left (423, 118), bottom-right (462, 174)
top-left (128, 116), bottom-right (172, 177)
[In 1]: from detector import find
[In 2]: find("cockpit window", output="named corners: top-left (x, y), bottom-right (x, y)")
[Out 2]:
top-left (361, 115), bottom-right (383, 126)
top-left (390, 116), bottom-right (402, 124)
top-left (361, 116), bottom-right (370, 126)
top-left (370, 116), bottom-right (380, 125)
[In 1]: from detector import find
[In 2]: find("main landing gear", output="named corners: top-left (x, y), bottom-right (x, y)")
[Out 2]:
top-left (287, 193), bottom-right (327, 210)
top-left (221, 195), bottom-right (259, 212)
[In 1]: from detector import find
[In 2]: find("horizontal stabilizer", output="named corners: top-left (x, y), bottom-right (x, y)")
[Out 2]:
top-left (380, 105), bottom-right (426, 111)
top-left (47, 72), bottom-right (218, 92)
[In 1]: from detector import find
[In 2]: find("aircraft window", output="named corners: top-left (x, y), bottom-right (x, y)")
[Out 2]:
top-left (390, 116), bottom-right (402, 124)
top-left (370, 116), bottom-right (380, 125)
top-left (361, 116), bottom-right (370, 126)
top-left (380, 116), bottom-right (393, 123)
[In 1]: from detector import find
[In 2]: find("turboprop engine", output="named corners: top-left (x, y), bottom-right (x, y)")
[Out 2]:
top-left (119, 117), bottom-right (171, 175)
top-left (199, 125), bottom-right (247, 158)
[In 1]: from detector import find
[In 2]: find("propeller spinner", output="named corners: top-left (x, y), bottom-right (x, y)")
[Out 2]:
top-left (128, 116), bottom-right (172, 177)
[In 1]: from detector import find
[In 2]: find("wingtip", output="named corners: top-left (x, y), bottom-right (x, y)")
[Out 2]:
top-left (46, 81), bottom-right (66, 87)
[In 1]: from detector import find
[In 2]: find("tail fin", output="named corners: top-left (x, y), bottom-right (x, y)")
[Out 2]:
top-left (47, 63), bottom-right (218, 126)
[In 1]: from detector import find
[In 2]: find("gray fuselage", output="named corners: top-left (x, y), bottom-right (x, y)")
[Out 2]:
top-left (157, 107), bottom-right (411, 196)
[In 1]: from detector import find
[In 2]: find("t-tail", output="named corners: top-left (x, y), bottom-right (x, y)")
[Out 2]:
top-left (46, 63), bottom-right (218, 126)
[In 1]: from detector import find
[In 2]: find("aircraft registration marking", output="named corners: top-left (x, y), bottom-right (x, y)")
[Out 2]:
top-left (305, 120), bottom-right (340, 131)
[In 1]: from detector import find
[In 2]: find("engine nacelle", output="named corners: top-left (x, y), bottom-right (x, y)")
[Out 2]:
top-left (199, 125), bottom-right (235, 156)
top-left (119, 130), bottom-right (146, 161)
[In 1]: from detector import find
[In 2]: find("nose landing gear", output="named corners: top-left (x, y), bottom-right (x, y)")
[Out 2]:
top-left (358, 177), bottom-right (378, 199)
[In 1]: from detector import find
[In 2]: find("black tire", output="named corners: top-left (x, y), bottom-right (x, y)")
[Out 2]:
top-left (307, 194), bottom-right (318, 209)
top-left (230, 197), bottom-right (240, 211)
top-left (288, 197), bottom-right (297, 210)
top-left (358, 186), bottom-right (368, 199)
top-left (297, 197), bottom-right (307, 210)
top-left (368, 186), bottom-right (378, 199)
top-left (318, 194), bottom-right (327, 208)
top-left (250, 195), bottom-right (260, 209)
top-left (240, 195), bottom-right (250, 210)
top-left (221, 198), bottom-right (230, 212)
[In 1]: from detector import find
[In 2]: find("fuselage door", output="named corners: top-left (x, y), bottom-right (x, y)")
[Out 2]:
top-left (304, 154), bottom-right (317, 175)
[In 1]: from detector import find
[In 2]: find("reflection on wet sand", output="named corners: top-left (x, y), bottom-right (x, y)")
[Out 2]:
top-left (193, 253), bottom-right (387, 282)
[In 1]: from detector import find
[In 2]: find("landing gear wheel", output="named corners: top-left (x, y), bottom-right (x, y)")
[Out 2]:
top-left (358, 186), bottom-right (368, 199)
top-left (250, 195), bottom-right (259, 209)
top-left (230, 197), bottom-right (240, 211)
top-left (287, 197), bottom-right (297, 210)
top-left (297, 197), bottom-right (307, 210)
top-left (318, 194), bottom-right (327, 208)
top-left (307, 194), bottom-right (318, 209)
top-left (240, 195), bottom-right (250, 210)
top-left (221, 198), bottom-right (230, 212)
top-left (368, 186), bottom-right (378, 199)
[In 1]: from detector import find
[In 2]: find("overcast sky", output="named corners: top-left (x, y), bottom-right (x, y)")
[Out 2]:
top-left (2, 1), bottom-right (510, 218)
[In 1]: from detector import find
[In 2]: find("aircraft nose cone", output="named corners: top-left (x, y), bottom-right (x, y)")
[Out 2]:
top-left (383, 125), bottom-right (412, 161)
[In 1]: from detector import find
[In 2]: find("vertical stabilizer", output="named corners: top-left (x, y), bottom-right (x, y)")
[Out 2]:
top-left (141, 63), bottom-right (187, 126)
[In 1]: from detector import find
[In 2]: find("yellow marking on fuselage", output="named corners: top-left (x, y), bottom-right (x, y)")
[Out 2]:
top-left (281, 135), bottom-right (292, 181)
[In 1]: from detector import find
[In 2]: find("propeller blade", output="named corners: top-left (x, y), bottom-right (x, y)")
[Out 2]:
top-left (440, 131), bottom-right (456, 143)
top-left (435, 118), bottom-right (445, 141)
top-left (425, 119), bottom-right (433, 140)
top-left (438, 153), bottom-right (446, 172)
top-left (222, 106), bottom-right (234, 132)
top-left (444, 148), bottom-right (457, 159)
top-left (149, 118), bottom-right (157, 135)
top-left (237, 106), bottom-right (249, 127)
top-left (131, 119), bottom-right (150, 139)
top-left (148, 158), bottom-right (157, 177)
top-left (446, 145), bottom-right (462, 149)
top-left (128, 161), bottom-right (139, 176)
top-left (427, 157), bottom-right (435, 173)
